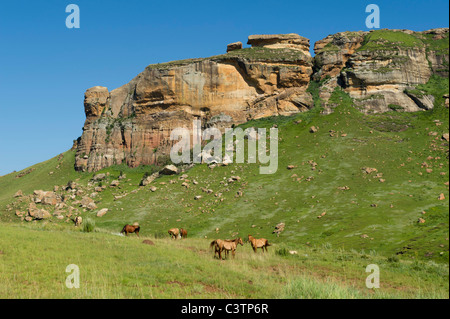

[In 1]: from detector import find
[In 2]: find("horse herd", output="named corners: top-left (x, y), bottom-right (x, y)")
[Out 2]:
top-left (119, 224), bottom-right (271, 260)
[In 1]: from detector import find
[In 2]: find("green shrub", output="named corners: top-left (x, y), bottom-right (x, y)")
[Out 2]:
top-left (388, 104), bottom-right (404, 112)
top-left (275, 248), bottom-right (290, 257)
top-left (387, 255), bottom-right (400, 263)
top-left (82, 218), bottom-right (96, 233)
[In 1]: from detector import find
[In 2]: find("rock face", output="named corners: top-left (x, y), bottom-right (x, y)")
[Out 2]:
top-left (314, 28), bottom-right (449, 114)
top-left (75, 33), bottom-right (314, 172)
top-left (313, 31), bottom-right (368, 80)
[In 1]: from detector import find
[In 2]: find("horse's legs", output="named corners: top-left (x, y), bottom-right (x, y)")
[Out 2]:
top-left (135, 231), bottom-right (139, 237)
top-left (232, 249), bottom-right (236, 259)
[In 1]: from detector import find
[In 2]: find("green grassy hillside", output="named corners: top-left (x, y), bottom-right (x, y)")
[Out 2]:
top-left (0, 75), bottom-right (448, 298)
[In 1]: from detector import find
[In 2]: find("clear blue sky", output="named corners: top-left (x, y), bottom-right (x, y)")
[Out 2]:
top-left (0, 0), bottom-right (448, 176)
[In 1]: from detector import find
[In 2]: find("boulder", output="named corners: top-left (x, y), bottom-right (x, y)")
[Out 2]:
top-left (140, 172), bottom-right (160, 186)
top-left (14, 190), bottom-right (23, 198)
top-left (92, 173), bottom-right (106, 181)
top-left (33, 190), bottom-right (59, 206)
top-left (80, 196), bottom-right (94, 208)
top-left (33, 209), bottom-right (51, 220)
top-left (97, 208), bottom-right (108, 217)
top-left (227, 41), bottom-right (242, 53)
top-left (110, 180), bottom-right (120, 187)
top-left (160, 165), bottom-right (178, 175)
top-left (86, 202), bottom-right (97, 210)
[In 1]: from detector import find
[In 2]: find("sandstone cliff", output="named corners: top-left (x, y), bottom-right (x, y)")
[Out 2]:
top-left (75, 29), bottom-right (449, 172)
top-left (75, 35), bottom-right (313, 171)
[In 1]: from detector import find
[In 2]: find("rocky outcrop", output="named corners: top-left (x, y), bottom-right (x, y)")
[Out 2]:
top-left (247, 34), bottom-right (311, 56)
top-left (314, 28), bottom-right (449, 114)
top-left (74, 29), bottom-right (448, 172)
top-left (313, 31), bottom-right (368, 80)
top-left (227, 42), bottom-right (242, 52)
top-left (75, 33), bottom-right (314, 172)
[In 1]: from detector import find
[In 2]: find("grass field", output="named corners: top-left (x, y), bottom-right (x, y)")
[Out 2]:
top-left (0, 223), bottom-right (447, 299)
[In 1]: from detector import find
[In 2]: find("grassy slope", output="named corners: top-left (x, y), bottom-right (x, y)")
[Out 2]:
top-left (1, 83), bottom-right (449, 263)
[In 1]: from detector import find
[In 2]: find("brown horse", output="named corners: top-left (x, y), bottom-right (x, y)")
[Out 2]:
top-left (210, 238), bottom-right (244, 259)
top-left (180, 228), bottom-right (188, 239)
top-left (121, 224), bottom-right (140, 237)
top-left (168, 228), bottom-right (180, 239)
top-left (248, 235), bottom-right (270, 253)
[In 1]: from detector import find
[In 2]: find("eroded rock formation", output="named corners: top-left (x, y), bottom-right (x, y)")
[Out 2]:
top-left (74, 29), bottom-right (449, 172)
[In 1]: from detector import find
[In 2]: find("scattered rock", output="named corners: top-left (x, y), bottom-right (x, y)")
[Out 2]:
top-left (309, 126), bottom-right (318, 133)
top-left (110, 180), bottom-right (120, 187)
top-left (80, 196), bottom-right (94, 208)
top-left (273, 223), bottom-right (285, 237)
top-left (92, 173), bottom-right (106, 181)
top-left (97, 208), bottom-right (109, 217)
top-left (140, 172), bottom-right (160, 186)
top-left (14, 190), bottom-right (23, 198)
top-left (362, 167), bottom-right (378, 174)
top-left (142, 240), bottom-right (155, 246)
top-left (86, 202), bottom-right (97, 210)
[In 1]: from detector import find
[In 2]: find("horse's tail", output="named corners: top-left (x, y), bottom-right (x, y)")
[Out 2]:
top-left (210, 240), bottom-right (217, 249)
